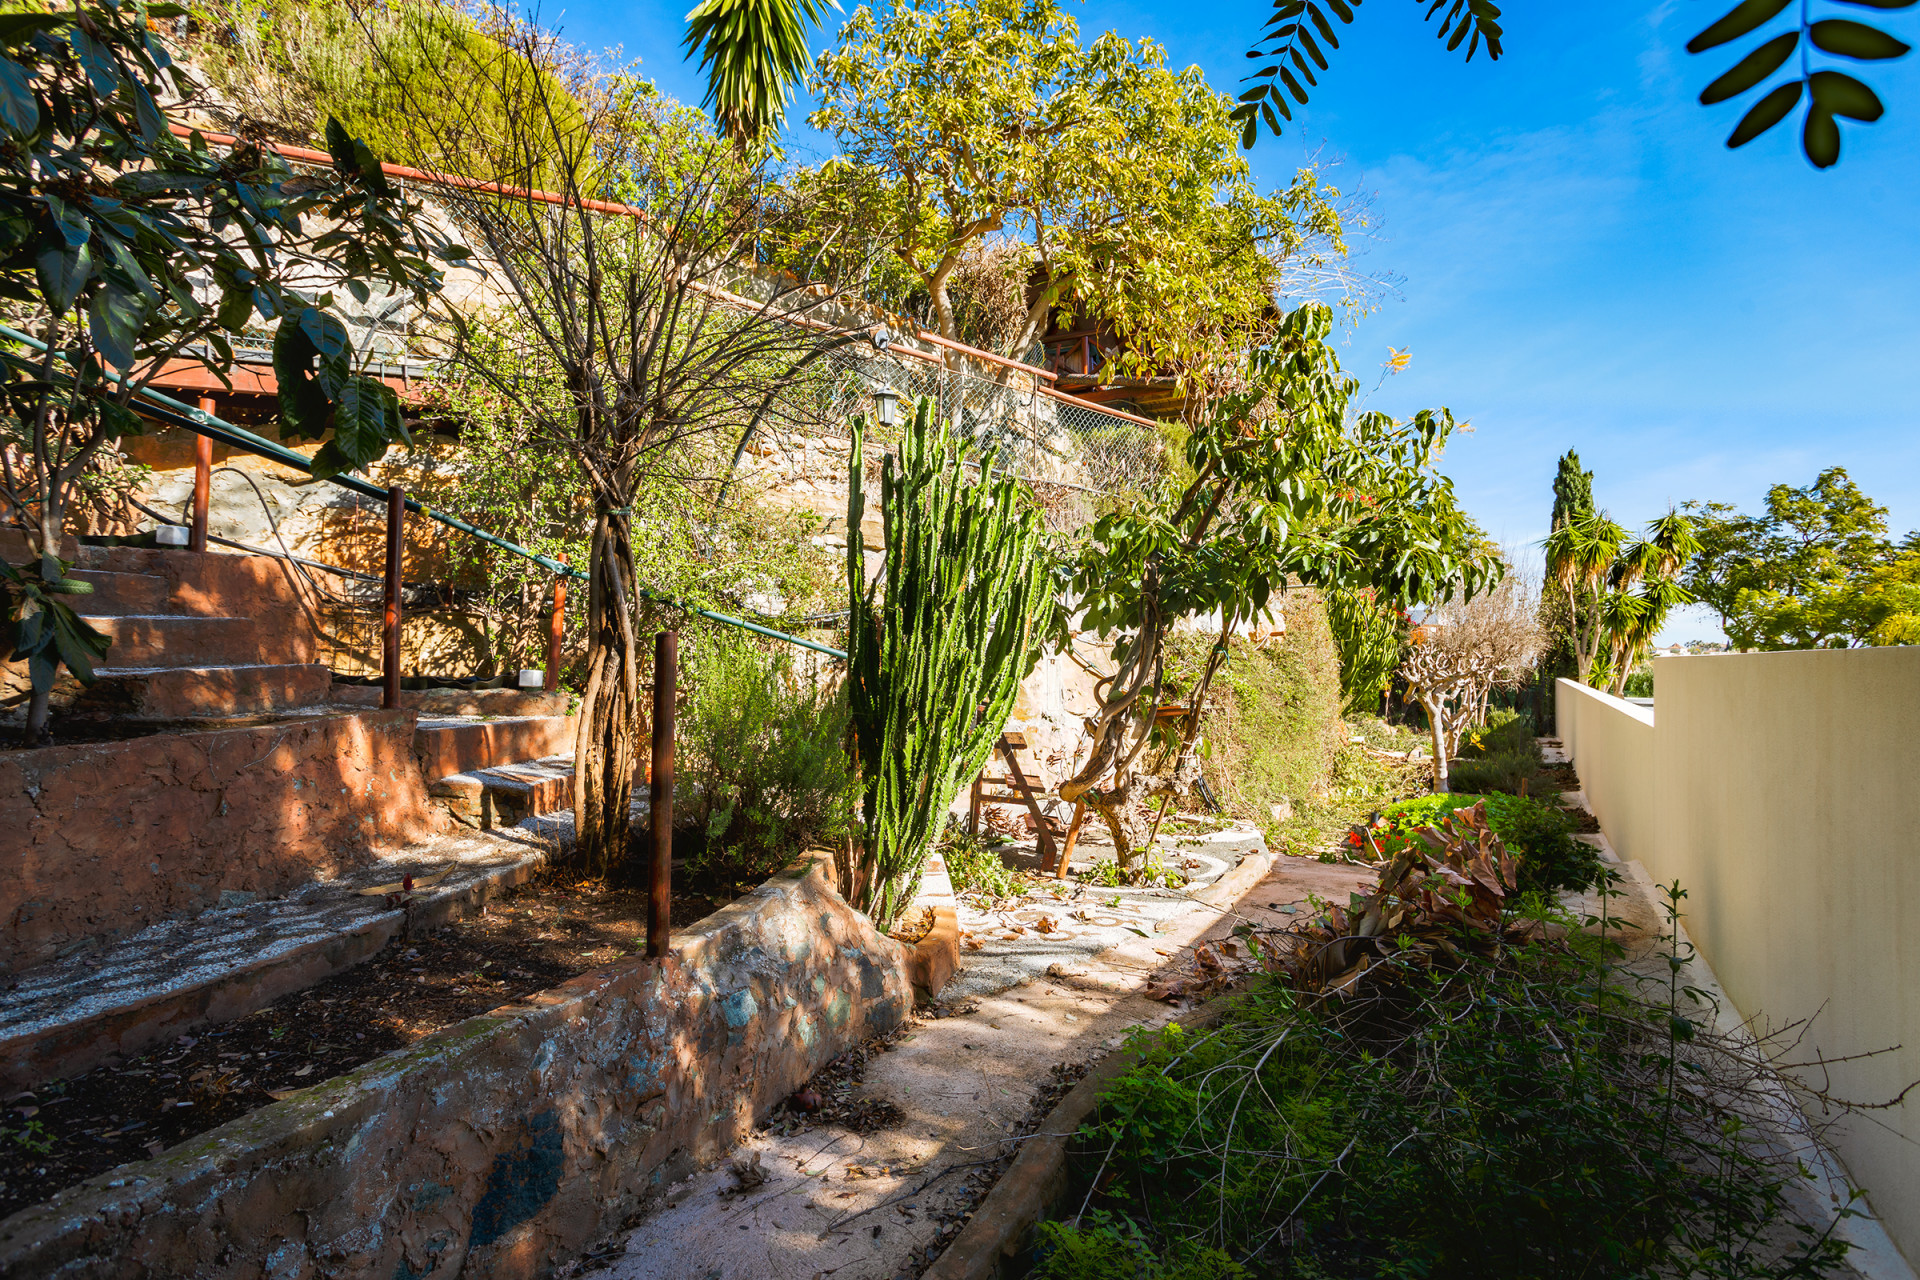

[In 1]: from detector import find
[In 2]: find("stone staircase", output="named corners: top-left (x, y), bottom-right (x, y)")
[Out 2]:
top-left (0, 540), bottom-right (591, 1088)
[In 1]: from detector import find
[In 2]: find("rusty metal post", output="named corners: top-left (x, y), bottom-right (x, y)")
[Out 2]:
top-left (647, 630), bottom-right (677, 959)
top-left (544, 563), bottom-right (566, 693)
top-left (189, 398), bottom-right (214, 553)
top-left (382, 485), bottom-right (405, 710)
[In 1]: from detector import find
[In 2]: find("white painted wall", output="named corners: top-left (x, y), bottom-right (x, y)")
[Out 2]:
top-left (1557, 654), bottom-right (1920, 1267)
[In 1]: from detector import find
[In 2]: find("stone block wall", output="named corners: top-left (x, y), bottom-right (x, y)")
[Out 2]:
top-left (0, 860), bottom-right (912, 1279)
top-left (0, 709), bottom-right (444, 971)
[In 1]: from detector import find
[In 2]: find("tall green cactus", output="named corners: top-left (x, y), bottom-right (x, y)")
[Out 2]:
top-left (846, 399), bottom-right (1053, 931)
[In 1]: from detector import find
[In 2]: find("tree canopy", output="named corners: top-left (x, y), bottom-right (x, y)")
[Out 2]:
top-left (808, 0), bottom-right (1349, 385)
top-left (1683, 467), bottom-right (1920, 649)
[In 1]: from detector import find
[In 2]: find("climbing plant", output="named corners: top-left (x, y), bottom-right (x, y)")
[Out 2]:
top-left (844, 398), bottom-right (1054, 931)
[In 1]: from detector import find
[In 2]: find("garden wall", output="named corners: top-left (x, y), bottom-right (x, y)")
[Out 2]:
top-left (1554, 679), bottom-right (1656, 865)
top-left (0, 858), bottom-right (913, 1278)
top-left (1557, 655), bottom-right (1920, 1268)
top-left (0, 710), bottom-right (442, 971)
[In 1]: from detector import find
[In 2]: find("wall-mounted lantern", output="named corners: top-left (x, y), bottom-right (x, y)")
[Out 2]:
top-left (871, 385), bottom-right (901, 428)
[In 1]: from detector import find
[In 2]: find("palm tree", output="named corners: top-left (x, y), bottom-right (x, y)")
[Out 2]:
top-left (682, 0), bottom-right (838, 144)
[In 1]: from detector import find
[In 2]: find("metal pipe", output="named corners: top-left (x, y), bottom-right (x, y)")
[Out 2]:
top-left (648, 630), bottom-right (677, 960)
top-left (0, 324), bottom-right (849, 660)
top-left (545, 564), bottom-right (566, 693)
top-left (189, 400), bottom-right (213, 553)
top-left (383, 485), bottom-right (405, 710)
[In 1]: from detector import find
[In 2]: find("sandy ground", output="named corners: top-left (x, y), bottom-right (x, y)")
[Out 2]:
top-left (588, 833), bottom-right (1371, 1280)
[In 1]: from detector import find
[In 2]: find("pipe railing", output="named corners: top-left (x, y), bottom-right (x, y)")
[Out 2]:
top-left (0, 323), bottom-right (849, 661)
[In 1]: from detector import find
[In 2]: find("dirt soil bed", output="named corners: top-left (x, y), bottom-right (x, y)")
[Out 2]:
top-left (0, 869), bottom-right (740, 1219)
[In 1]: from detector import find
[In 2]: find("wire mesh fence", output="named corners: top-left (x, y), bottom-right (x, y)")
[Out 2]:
top-left (780, 340), bottom-right (1174, 530)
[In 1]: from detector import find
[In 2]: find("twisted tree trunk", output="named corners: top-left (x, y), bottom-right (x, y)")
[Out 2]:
top-left (572, 507), bottom-right (641, 878)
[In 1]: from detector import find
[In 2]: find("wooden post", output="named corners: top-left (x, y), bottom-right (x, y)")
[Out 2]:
top-left (189, 398), bottom-right (214, 553)
top-left (382, 485), bottom-right (404, 711)
top-left (1056, 801), bottom-right (1088, 879)
top-left (544, 565), bottom-right (566, 693)
top-left (998, 737), bottom-right (1058, 871)
top-left (648, 630), bottom-right (677, 959)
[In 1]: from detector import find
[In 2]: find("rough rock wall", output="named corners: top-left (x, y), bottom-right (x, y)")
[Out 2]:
top-left (0, 859), bottom-right (912, 1279)
top-left (0, 709), bottom-right (444, 971)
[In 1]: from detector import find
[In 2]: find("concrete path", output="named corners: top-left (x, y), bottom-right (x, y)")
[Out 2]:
top-left (587, 833), bottom-right (1370, 1280)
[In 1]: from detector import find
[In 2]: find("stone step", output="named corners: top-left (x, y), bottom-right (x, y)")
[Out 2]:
top-left (81, 614), bottom-right (274, 668)
top-left (72, 663), bottom-right (332, 718)
top-left (412, 713), bottom-right (576, 780)
top-left (430, 755), bottom-right (576, 830)
top-left (0, 821), bottom-right (561, 1092)
top-left (329, 683), bottom-right (568, 719)
top-left (63, 569), bottom-right (169, 616)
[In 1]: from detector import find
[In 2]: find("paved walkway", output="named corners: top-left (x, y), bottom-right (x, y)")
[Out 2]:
top-left (589, 829), bottom-right (1370, 1280)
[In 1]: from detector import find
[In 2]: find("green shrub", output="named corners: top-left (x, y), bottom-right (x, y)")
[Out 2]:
top-left (940, 826), bottom-right (1021, 899)
top-left (1070, 939), bottom-right (1852, 1279)
top-left (1458, 707), bottom-right (1535, 758)
top-left (1079, 855), bottom-right (1186, 890)
top-left (1033, 1212), bottom-right (1244, 1280)
top-left (1167, 599), bottom-right (1343, 838)
top-left (1380, 792), bottom-right (1600, 892)
top-left (677, 637), bottom-right (857, 890)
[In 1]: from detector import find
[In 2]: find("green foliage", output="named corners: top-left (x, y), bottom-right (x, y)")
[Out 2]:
top-left (846, 398), bottom-right (1054, 930)
top-left (1079, 854), bottom-right (1187, 890)
top-left (1323, 587), bottom-right (1404, 714)
top-left (1071, 934), bottom-right (1850, 1277)
top-left (939, 826), bottom-right (1022, 899)
top-left (1545, 500), bottom-right (1698, 693)
top-left (0, 556), bottom-right (105, 709)
top-left (1034, 1212), bottom-right (1244, 1280)
top-left (1171, 607), bottom-right (1343, 839)
top-left (1688, 0), bottom-right (1915, 168)
top-left (0, 0), bottom-right (455, 738)
top-left (809, 0), bottom-right (1350, 377)
top-left (1236, 0), bottom-right (1504, 148)
top-left (683, 0), bottom-right (837, 143)
top-left (677, 636), bottom-right (858, 889)
top-left (1382, 789), bottom-right (1600, 892)
top-left (1236, 1), bottom-right (1914, 170)
top-left (1683, 467), bottom-right (1920, 649)
top-left (1623, 668), bottom-right (1654, 697)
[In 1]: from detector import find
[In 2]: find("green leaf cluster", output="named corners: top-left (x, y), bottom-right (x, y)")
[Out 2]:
top-left (1682, 466), bottom-right (1920, 649)
top-left (1688, 0), bottom-right (1915, 168)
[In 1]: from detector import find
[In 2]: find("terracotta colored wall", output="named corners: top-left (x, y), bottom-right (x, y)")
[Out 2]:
top-left (0, 710), bottom-right (443, 971)
top-left (0, 861), bottom-right (912, 1279)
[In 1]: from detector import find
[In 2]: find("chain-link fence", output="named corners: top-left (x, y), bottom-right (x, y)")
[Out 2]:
top-left (775, 338), bottom-right (1174, 531)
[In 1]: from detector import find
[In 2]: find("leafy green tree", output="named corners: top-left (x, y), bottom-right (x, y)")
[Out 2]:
top-left (1235, 0), bottom-right (1914, 169)
top-left (1544, 506), bottom-right (1698, 692)
top-left (808, 0), bottom-right (1348, 383)
top-left (0, 0), bottom-right (458, 743)
top-left (1062, 303), bottom-right (1501, 856)
top-left (1683, 466), bottom-right (1920, 648)
top-left (845, 398), bottom-right (1054, 930)
top-left (683, 0), bottom-right (840, 144)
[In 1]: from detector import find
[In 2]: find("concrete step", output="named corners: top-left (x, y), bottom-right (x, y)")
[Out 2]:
top-left (430, 755), bottom-right (576, 830)
top-left (73, 662), bottom-right (332, 718)
top-left (81, 614), bottom-right (274, 667)
top-left (0, 821), bottom-right (561, 1092)
top-left (64, 569), bottom-right (169, 615)
top-left (330, 684), bottom-right (568, 719)
top-left (412, 713), bottom-right (576, 780)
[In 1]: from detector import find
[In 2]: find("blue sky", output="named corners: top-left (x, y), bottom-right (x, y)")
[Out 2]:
top-left (546, 1), bottom-right (1920, 642)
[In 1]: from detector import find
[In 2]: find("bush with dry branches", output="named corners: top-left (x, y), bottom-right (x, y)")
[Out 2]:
top-left (1400, 571), bottom-right (1544, 792)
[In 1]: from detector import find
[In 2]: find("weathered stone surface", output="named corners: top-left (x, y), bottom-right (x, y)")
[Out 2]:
top-left (329, 685), bottom-right (569, 718)
top-left (413, 715), bottom-right (576, 780)
top-left (0, 710), bottom-right (445, 970)
top-left (0, 860), bottom-right (912, 1280)
top-left (74, 662), bottom-right (332, 718)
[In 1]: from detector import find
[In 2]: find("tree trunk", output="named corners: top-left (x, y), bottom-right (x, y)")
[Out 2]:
top-left (571, 511), bottom-right (640, 879)
top-left (1426, 697), bottom-right (1450, 793)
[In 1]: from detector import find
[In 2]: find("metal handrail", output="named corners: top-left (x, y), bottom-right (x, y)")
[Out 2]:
top-left (0, 323), bottom-right (849, 659)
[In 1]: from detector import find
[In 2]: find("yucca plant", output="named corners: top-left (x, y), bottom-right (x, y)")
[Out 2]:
top-left (682, 0), bottom-right (839, 144)
top-left (844, 398), bottom-right (1053, 931)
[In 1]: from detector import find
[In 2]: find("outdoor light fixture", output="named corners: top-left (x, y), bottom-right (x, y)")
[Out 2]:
top-left (872, 385), bottom-right (901, 428)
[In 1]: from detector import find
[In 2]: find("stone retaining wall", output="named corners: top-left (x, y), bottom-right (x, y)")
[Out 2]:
top-left (0, 709), bottom-right (443, 970)
top-left (0, 858), bottom-right (913, 1278)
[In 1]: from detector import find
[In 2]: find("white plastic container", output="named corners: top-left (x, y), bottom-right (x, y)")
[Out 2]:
top-left (155, 525), bottom-right (190, 547)
top-left (518, 669), bottom-right (544, 689)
